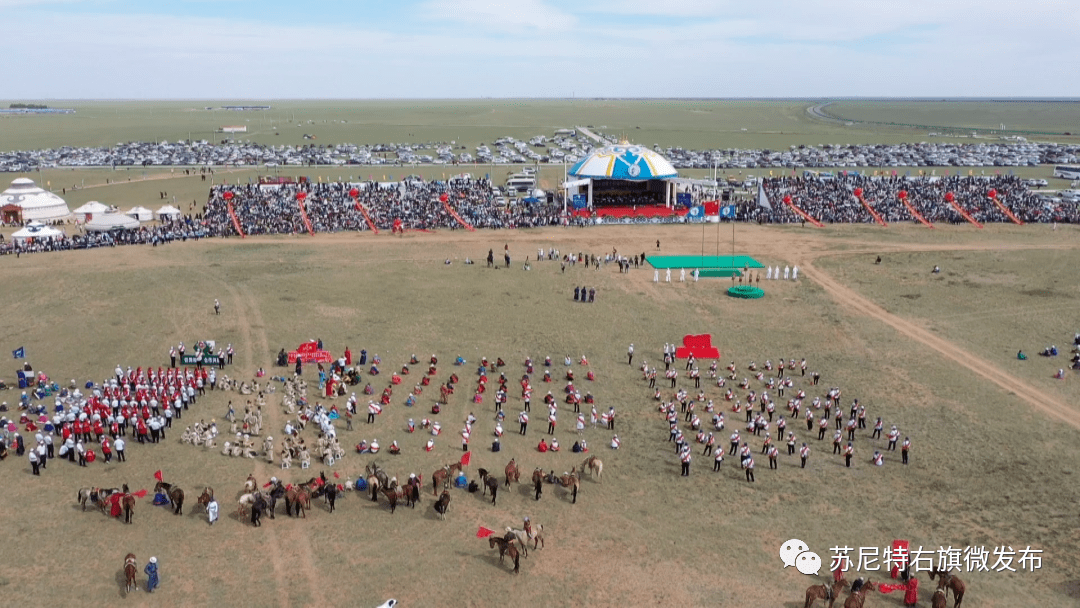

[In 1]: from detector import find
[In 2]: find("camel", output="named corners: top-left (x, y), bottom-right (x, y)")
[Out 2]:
top-left (804, 578), bottom-right (849, 608)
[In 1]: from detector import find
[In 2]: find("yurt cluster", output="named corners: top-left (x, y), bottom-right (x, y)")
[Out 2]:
top-left (0, 177), bottom-right (181, 243)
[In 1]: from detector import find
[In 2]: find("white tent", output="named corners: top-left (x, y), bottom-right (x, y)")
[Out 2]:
top-left (155, 205), bottom-right (182, 221)
top-left (12, 220), bottom-right (63, 242)
top-left (0, 178), bottom-right (71, 222)
top-left (126, 206), bottom-right (154, 222)
top-left (72, 201), bottom-right (111, 222)
top-left (85, 212), bottom-right (140, 232)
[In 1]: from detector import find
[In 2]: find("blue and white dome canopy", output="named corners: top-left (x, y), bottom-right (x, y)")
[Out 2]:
top-left (568, 144), bottom-right (678, 181)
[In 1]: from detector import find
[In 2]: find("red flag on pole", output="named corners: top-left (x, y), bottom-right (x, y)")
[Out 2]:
top-left (153, 470), bottom-right (163, 482)
top-left (476, 526), bottom-right (496, 538)
top-left (460, 451), bottom-right (471, 467)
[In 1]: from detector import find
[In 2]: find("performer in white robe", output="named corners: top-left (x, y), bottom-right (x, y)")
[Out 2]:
top-left (207, 498), bottom-right (219, 525)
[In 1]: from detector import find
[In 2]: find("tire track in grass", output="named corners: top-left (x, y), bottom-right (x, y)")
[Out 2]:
top-left (800, 257), bottom-right (1080, 431)
top-left (235, 281), bottom-right (328, 607)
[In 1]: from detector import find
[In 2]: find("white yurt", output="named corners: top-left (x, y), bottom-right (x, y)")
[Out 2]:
top-left (126, 206), bottom-right (154, 222)
top-left (72, 201), bottom-right (111, 222)
top-left (155, 205), bottom-right (181, 221)
top-left (11, 220), bottom-right (63, 243)
top-left (85, 212), bottom-right (140, 232)
top-left (0, 178), bottom-right (71, 222)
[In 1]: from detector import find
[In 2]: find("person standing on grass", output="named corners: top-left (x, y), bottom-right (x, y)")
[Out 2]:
top-left (901, 437), bottom-right (910, 464)
top-left (844, 442), bottom-right (854, 468)
top-left (742, 456), bottom-right (755, 482)
top-left (680, 446), bottom-right (691, 476)
top-left (207, 497), bottom-right (219, 526)
top-left (627, 344), bottom-right (634, 366)
top-left (887, 425), bottom-right (900, 451)
top-left (145, 557), bottom-right (159, 593)
top-left (214, 299), bottom-right (220, 315)
top-left (800, 443), bottom-right (810, 468)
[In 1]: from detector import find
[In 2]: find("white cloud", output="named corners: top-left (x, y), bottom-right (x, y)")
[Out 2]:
top-left (420, 0), bottom-right (576, 32)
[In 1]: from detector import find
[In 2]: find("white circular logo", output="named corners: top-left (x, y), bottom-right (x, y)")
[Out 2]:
top-left (628, 165), bottom-right (641, 177)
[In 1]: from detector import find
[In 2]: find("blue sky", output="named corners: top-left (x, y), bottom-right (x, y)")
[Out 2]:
top-left (4, 0), bottom-right (1075, 98)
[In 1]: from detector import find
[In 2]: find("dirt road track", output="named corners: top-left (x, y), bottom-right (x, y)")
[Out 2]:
top-left (799, 255), bottom-right (1080, 431)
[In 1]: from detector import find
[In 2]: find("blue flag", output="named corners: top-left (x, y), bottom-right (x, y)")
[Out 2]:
top-left (719, 204), bottom-right (737, 218)
top-left (12, 346), bottom-right (25, 359)
top-left (688, 206), bottom-right (703, 218)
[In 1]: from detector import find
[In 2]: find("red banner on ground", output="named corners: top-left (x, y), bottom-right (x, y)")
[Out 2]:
top-left (353, 200), bottom-right (379, 234)
top-left (297, 199), bottom-right (315, 235)
top-left (441, 198), bottom-right (475, 231)
top-left (226, 201), bottom-right (245, 238)
top-left (855, 194), bottom-right (888, 227)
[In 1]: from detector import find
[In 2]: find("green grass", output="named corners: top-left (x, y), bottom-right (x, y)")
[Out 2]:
top-left (823, 100), bottom-right (1080, 136)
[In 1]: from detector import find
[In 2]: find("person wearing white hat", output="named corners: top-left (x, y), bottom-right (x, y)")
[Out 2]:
top-left (145, 557), bottom-right (159, 592)
top-left (627, 344), bottom-right (634, 366)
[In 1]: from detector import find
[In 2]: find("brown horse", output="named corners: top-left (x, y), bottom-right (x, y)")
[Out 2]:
top-left (285, 487), bottom-right (311, 518)
top-left (366, 463), bottom-right (388, 501)
top-left (931, 586), bottom-right (948, 608)
top-left (843, 580), bottom-right (875, 608)
top-left (432, 465), bottom-right (450, 496)
top-left (581, 455), bottom-right (603, 482)
top-left (480, 469), bottom-right (499, 505)
top-left (488, 537), bottom-right (520, 573)
top-left (434, 490), bottom-right (451, 520)
top-left (804, 578), bottom-right (849, 608)
top-left (122, 494), bottom-right (136, 524)
top-left (380, 486), bottom-right (400, 514)
top-left (124, 553), bottom-right (138, 593)
top-left (504, 458), bottom-right (520, 487)
top-left (154, 481), bottom-right (185, 515)
top-left (197, 487), bottom-right (214, 512)
top-left (532, 467), bottom-right (544, 485)
top-left (928, 569), bottom-right (965, 607)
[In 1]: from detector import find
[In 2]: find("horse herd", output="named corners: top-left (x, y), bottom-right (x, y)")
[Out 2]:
top-left (77, 454), bottom-right (604, 531)
top-left (802, 569), bottom-right (965, 608)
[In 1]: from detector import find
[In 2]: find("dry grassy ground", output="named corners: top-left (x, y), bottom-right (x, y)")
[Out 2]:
top-left (1, 223), bottom-right (1079, 607)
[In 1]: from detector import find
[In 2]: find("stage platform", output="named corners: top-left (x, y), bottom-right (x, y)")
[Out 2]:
top-left (646, 255), bottom-right (763, 270)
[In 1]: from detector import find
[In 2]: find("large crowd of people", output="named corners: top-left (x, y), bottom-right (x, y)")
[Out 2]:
top-left (3, 174), bottom-right (1076, 258)
top-left (755, 175), bottom-right (1075, 224)
top-left (203, 177), bottom-right (564, 236)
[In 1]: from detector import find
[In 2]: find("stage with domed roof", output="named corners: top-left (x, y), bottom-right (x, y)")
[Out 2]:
top-left (562, 142), bottom-right (711, 217)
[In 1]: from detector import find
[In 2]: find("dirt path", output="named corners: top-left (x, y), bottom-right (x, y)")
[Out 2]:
top-left (798, 255), bottom-right (1080, 431)
top-left (210, 275), bottom-right (328, 607)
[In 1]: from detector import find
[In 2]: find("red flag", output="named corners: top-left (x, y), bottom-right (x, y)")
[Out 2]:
top-left (153, 470), bottom-right (163, 482)
top-left (263, 482), bottom-right (273, 488)
top-left (333, 472), bottom-right (340, 478)
top-left (476, 526), bottom-right (496, 538)
top-left (460, 451), bottom-right (472, 467)
top-left (133, 489), bottom-right (148, 498)
top-left (336, 484), bottom-right (344, 491)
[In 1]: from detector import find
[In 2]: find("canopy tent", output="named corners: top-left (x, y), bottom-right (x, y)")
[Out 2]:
top-left (12, 220), bottom-right (63, 242)
top-left (72, 201), bottom-right (111, 222)
top-left (155, 205), bottom-right (182, 221)
top-left (565, 143), bottom-right (681, 209)
top-left (0, 178), bottom-right (71, 222)
top-left (85, 212), bottom-right (140, 232)
top-left (126, 206), bottom-right (154, 222)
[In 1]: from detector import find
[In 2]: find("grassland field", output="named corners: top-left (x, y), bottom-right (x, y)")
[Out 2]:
top-left (2, 100), bottom-right (1080, 607)
top-left (4, 99), bottom-right (1079, 153)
